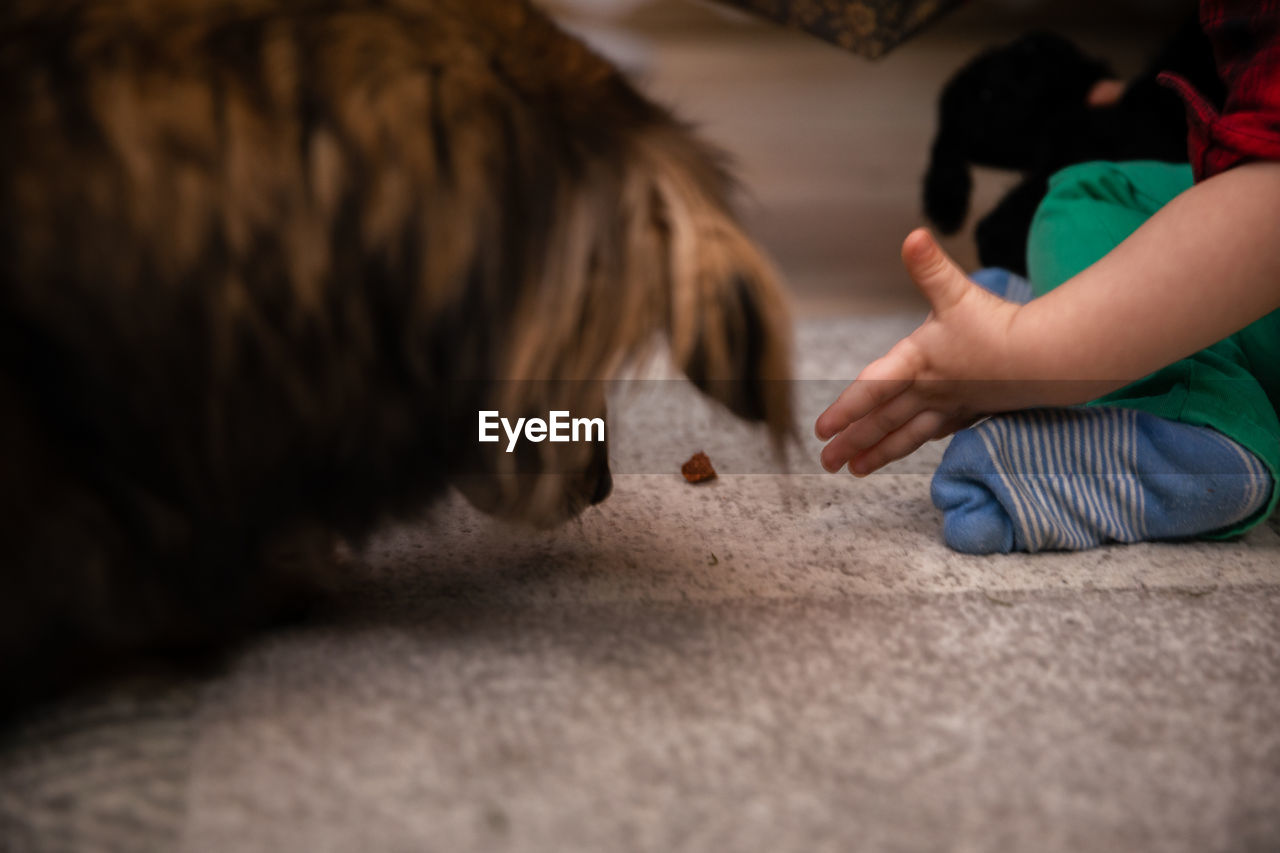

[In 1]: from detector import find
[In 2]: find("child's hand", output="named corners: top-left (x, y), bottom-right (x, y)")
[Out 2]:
top-left (815, 229), bottom-right (1028, 476)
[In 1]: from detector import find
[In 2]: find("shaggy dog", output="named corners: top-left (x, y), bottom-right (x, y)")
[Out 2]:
top-left (0, 0), bottom-right (793, 710)
top-left (922, 20), bottom-right (1222, 274)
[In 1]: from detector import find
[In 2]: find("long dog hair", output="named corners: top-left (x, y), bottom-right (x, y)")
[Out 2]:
top-left (0, 0), bottom-right (792, 710)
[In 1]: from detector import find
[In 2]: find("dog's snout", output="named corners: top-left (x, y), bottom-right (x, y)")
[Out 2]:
top-left (590, 466), bottom-right (612, 505)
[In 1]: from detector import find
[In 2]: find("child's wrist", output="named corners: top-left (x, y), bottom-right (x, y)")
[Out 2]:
top-left (1001, 302), bottom-right (1120, 408)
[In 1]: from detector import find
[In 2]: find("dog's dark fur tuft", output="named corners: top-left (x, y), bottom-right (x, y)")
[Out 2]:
top-left (0, 0), bottom-right (793, 710)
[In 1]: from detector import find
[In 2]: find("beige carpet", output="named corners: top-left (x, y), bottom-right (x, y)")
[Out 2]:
top-left (3, 314), bottom-right (1279, 852)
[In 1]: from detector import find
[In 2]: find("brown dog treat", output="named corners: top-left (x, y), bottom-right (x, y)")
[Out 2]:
top-left (681, 452), bottom-right (717, 483)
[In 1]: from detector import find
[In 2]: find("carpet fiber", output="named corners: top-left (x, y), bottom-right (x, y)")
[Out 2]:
top-left (3, 315), bottom-right (1279, 852)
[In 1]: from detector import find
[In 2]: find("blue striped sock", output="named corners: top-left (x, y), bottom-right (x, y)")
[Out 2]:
top-left (932, 407), bottom-right (1273, 554)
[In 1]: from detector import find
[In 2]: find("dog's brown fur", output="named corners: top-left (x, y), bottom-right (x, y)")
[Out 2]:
top-left (0, 0), bottom-right (792, 710)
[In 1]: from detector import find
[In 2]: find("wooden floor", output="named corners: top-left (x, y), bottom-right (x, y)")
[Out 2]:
top-left (546, 0), bottom-right (1190, 317)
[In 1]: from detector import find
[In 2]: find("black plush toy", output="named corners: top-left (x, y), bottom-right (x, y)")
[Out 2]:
top-left (923, 18), bottom-right (1223, 275)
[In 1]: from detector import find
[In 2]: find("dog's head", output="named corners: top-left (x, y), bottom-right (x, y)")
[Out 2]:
top-left (435, 6), bottom-right (793, 526)
top-left (446, 119), bottom-right (793, 527)
top-left (923, 32), bottom-right (1113, 233)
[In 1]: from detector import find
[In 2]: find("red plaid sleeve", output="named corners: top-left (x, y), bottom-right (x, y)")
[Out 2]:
top-left (1158, 0), bottom-right (1280, 181)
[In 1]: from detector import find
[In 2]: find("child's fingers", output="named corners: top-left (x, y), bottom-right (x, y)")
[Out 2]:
top-left (814, 376), bottom-right (909, 441)
top-left (848, 409), bottom-right (948, 476)
top-left (901, 228), bottom-right (971, 316)
top-left (819, 390), bottom-right (923, 473)
top-left (814, 352), bottom-right (916, 440)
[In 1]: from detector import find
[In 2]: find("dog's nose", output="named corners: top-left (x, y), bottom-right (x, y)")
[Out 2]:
top-left (590, 467), bottom-right (613, 505)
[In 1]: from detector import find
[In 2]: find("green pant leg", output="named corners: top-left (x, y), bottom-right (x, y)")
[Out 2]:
top-left (1026, 160), bottom-right (1280, 535)
top-left (1027, 161), bottom-right (1189, 291)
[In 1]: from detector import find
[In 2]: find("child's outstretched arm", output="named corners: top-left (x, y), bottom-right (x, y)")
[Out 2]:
top-left (817, 159), bottom-right (1280, 476)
